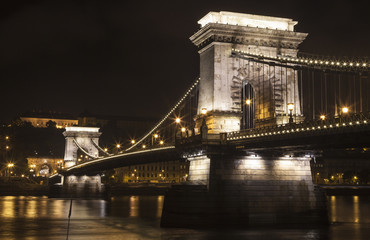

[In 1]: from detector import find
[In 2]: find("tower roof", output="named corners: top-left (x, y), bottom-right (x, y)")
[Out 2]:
top-left (198, 11), bottom-right (297, 31)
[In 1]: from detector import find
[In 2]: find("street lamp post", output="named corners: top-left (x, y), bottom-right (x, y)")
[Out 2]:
top-left (7, 163), bottom-right (14, 177)
top-left (287, 103), bottom-right (294, 124)
top-left (152, 133), bottom-right (159, 146)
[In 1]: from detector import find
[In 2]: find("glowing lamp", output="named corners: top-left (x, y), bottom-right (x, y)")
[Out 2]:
top-left (245, 99), bottom-right (251, 105)
top-left (116, 144), bottom-right (121, 148)
top-left (320, 115), bottom-right (326, 120)
top-left (175, 118), bottom-right (181, 123)
top-left (181, 127), bottom-right (186, 133)
top-left (201, 108), bottom-right (207, 115)
top-left (131, 139), bottom-right (135, 144)
top-left (342, 107), bottom-right (349, 114)
top-left (154, 134), bottom-right (159, 139)
top-left (287, 103), bottom-right (294, 111)
top-left (159, 140), bottom-right (164, 145)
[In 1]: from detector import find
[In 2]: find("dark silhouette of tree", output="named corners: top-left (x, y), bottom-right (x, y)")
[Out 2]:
top-left (46, 120), bottom-right (57, 128)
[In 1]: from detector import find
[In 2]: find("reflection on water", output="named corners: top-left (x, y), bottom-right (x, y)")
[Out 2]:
top-left (328, 195), bottom-right (370, 224)
top-left (0, 195), bottom-right (370, 240)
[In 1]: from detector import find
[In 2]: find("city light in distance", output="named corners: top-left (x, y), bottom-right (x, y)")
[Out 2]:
top-left (245, 99), bottom-right (251, 105)
top-left (342, 107), bottom-right (349, 114)
top-left (175, 118), bottom-right (181, 123)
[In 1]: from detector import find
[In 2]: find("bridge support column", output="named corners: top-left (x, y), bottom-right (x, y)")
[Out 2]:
top-left (62, 175), bottom-right (104, 198)
top-left (161, 154), bottom-right (327, 228)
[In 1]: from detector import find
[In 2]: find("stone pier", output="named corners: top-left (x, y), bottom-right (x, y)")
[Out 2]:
top-left (161, 152), bottom-right (327, 227)
top-left (50, 174), bottom-right (104, 198)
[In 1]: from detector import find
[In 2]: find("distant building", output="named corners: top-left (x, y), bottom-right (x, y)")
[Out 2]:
top-left (27, 157), bottom-right (63, 177)
top-left (20, 111), bottom-right (78, 128)
top-left (114, 160), bottom-right (189, 183)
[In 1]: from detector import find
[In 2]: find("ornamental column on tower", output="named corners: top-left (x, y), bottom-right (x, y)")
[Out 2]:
top-left (190, 11), bottom-right (308, 133)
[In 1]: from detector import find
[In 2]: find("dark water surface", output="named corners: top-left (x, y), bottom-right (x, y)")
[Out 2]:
top-left (0, 195), bottom-right (370, 240)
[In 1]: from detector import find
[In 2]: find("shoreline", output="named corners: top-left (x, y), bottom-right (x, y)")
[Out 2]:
top-left (1, 183), bottom-right (370, 197)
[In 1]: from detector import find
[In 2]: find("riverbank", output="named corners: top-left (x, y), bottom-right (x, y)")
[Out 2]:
top-left (320, 185), bottom-right (370, 195)
top-left (1, 179), bottom-right (370, 197)
top-left (106, 183), bottom-right (171, 196)
top-left (0, 177), bottom-right (48, 196)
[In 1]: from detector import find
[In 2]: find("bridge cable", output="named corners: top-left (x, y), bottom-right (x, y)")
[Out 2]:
top-left (72, 138), bottom-right (97, 159)
top-left (90, 139), bottom-right (111, 156)
top-left (125, 78), bottom-right (200, 151)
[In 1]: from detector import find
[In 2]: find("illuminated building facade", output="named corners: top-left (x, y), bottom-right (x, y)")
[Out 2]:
top-left (27, 157), bottom-right (63, 177)
top-left (114, 160), bottom-right (189, 183)
top-left (20, 111), bottom-right (78, 128)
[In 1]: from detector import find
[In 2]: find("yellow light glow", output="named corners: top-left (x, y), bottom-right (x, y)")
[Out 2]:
top-left (342, 107), bottom-right (349, 114)
top-left (142, 145), bottom-right (146, 149)
top-left (104, 148), bottom-right (108, 152)
top-left (287, 103), bottom-right (294, 111)
top-left (5, 136), bottom-right (9, 140)
top-left (159, 140), bottom-right (164, 145)
top-left (198, 11), bottom-right (297, 31)
top-left (116, 144), bottom-right (121, 148)
top-left (245, 99), bottom-right (251, 105)
top-left (131, 139), bottom-right (136, 144)
top-left (201, 108), bottom-right (207, 115)
top-left (320, 115), bottom-right (326, 120)
top-left (7, 163), bottom-right (14, 168)
top-left (154, 134), bottom-right (159, 139)
top-left (354, 176), bottom-right (358, 180)
top-left (175, 118), bottom-right (181, 123)
top-left (181, 127), bottom-right (186, 133)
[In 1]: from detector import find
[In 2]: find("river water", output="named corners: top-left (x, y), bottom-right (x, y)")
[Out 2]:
top-left (0, 195), bottom-right (370, 240)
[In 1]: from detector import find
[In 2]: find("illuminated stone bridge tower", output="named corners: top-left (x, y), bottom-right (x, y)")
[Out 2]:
top-left (63, 126), bottom-right (101, 168)
top-left (190, 11), bottom-right (308, 133)
top-left (161, 12), bottom-right (326, 228)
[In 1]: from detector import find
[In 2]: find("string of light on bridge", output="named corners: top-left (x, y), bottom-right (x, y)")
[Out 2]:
top-left (125, 78), bottom-right (200, 151)
top-left (227, 116), bottom-right (369, 141)
top-left (231, 49), bottom-right (369, 70)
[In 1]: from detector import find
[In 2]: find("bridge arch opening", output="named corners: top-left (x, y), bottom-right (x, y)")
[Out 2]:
top-left (241, 81), bottom-right (255, 129)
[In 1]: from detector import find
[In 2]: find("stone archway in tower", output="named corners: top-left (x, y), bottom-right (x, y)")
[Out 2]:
top-left (241, 82), bottom-right (255, 129)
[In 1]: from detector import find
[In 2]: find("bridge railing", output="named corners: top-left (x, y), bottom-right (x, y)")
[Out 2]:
top-left (227, 112), bottom-right (370, 141)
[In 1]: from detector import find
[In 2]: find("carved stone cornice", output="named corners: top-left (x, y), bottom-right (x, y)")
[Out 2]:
top-left (190, 23), bottom-right (308, 50)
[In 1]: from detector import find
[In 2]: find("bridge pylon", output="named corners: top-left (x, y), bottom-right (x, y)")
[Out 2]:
top-left (190, 11), bottom-right (307, 133)
top-left (62, 126), bottom-right (102, 168)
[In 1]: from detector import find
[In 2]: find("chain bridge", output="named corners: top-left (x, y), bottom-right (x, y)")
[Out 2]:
top-left (50, 11), bottom-right (369, 227)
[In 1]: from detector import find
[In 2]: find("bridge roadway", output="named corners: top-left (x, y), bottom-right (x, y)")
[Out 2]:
top-left (226, 113), bottom-right (370, 153)
top-left (55, 146), bottom-right (180, 176)
top-left (54, 112), bottom-right (370, 177)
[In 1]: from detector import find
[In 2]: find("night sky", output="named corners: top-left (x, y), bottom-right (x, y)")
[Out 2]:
top-left (1, 0), bottom-right (369, 122)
